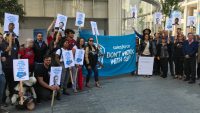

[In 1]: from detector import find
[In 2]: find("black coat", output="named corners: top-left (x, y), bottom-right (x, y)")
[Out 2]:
top-left (33, 40), bottom-right (48, 63)
top-left (139, 40), bottom-right (153, 56)
top-left (156, 43), bottom-right (172, 58)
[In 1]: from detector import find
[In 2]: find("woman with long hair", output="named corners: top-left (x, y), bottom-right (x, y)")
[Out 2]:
top-left (85, 37), bottom-right (101, 88)
top-left (72, 37), bottom-right (85, 92)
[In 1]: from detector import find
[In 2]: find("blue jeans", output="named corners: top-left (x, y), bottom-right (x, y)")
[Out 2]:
top-left (0, 74), bottom-right (6, 105)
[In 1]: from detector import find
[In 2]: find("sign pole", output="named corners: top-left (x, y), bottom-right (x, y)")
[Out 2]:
top-left (51, 90), bottom-right (56, 113)
top-left (19, 81), bottom-right (24, 105)
top-left (69, 68), bottom-right (74, 85)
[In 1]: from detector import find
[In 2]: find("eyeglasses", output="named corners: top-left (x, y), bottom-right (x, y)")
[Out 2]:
top-left (89, 40), bottom-right (94, 42)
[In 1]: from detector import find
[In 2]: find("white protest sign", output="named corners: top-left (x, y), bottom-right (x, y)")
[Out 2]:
top-left (165, 18), bottom-right (173, 31)
top-left (154, 12), bottom-right (162, 25)
top-left (13, 59), bottom-right (29, 81)
top-left (172, 11), bottom-right (182, 25)
top-left (90, 21), bottom-right (99, 35)
top-left (4, 13), bottom-right (19, 36)
top-left (62, 50), bottom-right (75, 68)
top-left (49, 67), bottom-right (62, 86)
top-left (55, 14), bottom-right (68, 31)
top-left (131, 5), bottom-right (137, 18)
top-left (75, 49), bottom-right (85, 65)
top-left (75, 12), bottom-right (85, 27)
top-left (138, 56), bottom-right (154, 75)
top-left (187, 16), bottom-right (196, 27)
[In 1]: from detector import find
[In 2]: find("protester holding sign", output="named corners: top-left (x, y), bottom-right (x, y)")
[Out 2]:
top-left (139, 34), bottom-right (153, 77)
top-left (18, 39), bottom-right (35, 75)
top-left (85, 38), bottom-right (101, 88)
top-left (72, 38), bottom-right (85, 91)
top-left (47, 20), bottom-right (56, 45)
top-left (34, 55), bottom-right (60, 102)
top-left (55, 39), bottom-right (70, 95)
top-left (4, 23), bottom-right (20, 48)
top-left (133, 27), bottom-right (151, 40)
top-left (1, 32), bottom-right (19, 97)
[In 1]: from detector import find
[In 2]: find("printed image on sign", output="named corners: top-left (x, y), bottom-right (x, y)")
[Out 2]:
top-left (154, 12), bottom-right (162, 25)
top-left (138, 56), bottom-right (154, 75)
top-left (62, 50), bottom-right (75, 68)
top-left (171, 11), bottom-right (182, 25)
top-left (131, 5), bottom-right (137, 18)
top-left (90, 21), bottom-right (99, 35)
top-left (4, 13), bottom-right (19, 36)
top-left (49, 67), bottom-right (62, 86)
top-left (75, 12), bottom-right (85, 27)
top-left (75, 49), bottom-right (85, 65)
top-left (13, 59), bottom-right (29, 81)
top-left (187, 16), bottom-right (196, 27)
top-left (165, 18), bottom-right (173, 31)
top-left (55, 14), bottom-right (68, 31)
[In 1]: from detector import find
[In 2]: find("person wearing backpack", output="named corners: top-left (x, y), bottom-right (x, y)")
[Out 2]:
top-left (55, 39), bottom-right (70, 95)
top-left (85, 38), bottom-right (101, 88)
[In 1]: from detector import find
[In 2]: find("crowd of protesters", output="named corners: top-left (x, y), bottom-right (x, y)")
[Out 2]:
top-left (0, 21), bottom-right (101, 112)
top-left (0, 20), bottom-right (200, 112)
top-left (133, 27), bottom-right (200, 84)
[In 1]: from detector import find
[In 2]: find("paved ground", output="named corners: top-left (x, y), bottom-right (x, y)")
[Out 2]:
top-left (5, 75), bottom-right (200, 113)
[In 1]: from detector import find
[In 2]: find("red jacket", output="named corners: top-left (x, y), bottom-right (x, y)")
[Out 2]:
top-left (18, 48), bottom-right (35, 66)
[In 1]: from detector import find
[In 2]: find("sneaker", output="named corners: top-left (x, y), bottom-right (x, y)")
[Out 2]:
top-left (73, 89), bottom-right (78, 93)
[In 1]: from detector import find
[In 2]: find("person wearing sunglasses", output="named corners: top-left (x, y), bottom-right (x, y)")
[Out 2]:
top-left (85, 37), bottom-right (101, 88)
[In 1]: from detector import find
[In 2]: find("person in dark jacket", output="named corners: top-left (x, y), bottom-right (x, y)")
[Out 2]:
top-left (33, 33), bottom-right (48, 64)
top-left (85, 37), bottom-right (101, 88)
top-left (183, 33), bottom-right (198, 84)
top-left (139, 34), bottom-right (153, 77)
top-left (1, 33), bottom-right (19, 97)
top-left (156, 37), bottom-right (171, 78)
top-left (133, 27), bottom-right (151, 40)
top-left (174, 34), bottom-right (184, 79)
top-left (152, 33), bottom-right (161, 75)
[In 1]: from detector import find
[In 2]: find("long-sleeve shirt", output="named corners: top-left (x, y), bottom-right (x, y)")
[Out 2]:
top-left (183, 40), bottom-right (198, 57)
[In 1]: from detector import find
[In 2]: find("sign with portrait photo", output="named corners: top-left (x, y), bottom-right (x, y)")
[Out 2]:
top-left (154, 12), bottom-right (162, 25)
top-left (49, 67), bottom-right (62, 86)
top-left (13, 59), bottom-right (29, 81)
top-left (4, 13), bottom-right (19, 36)
top-left (187, 16), bottom-right (196, 27)
top-left (90, 21), bottom-right (99, 36)
top-left (55, 14), bottom-right (68, 31)
top-left (171, 11), bottom-right (182, 25)
top-left (131, 5), bottom-right (137, 18)
top-left (75, 12), bottom-right (85, 27)
top-left (62, 50), bottom-right (75, 68)
top-left (74, 49), bottom-right (85, 65)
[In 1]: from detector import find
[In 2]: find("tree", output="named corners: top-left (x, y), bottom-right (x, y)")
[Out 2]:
top-left (160, 0), bottom-right (182, 27)
top-left (138, 8), bottom-right (145, 33)
top-left (0, 0), bottom-right (25, 25)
